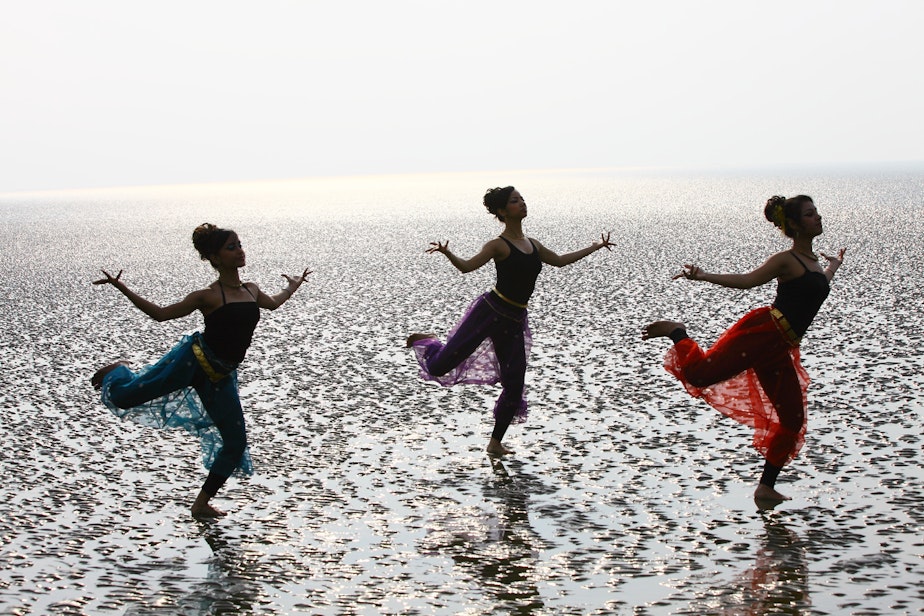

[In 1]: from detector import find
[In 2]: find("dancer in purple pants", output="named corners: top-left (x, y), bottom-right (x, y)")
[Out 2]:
top-left (407, 186), bottom-right (612, 456)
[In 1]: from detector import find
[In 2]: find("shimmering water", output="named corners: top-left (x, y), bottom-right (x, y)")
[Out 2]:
top-left (1, 169), bottom-right (921, 615)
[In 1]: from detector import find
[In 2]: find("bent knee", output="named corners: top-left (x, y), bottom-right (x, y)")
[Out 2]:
top-left (224, 443), bottom-right (247, 466)
top-left (779, 411), bottom-right (805, 432)
top-left (685, 371), bottom-right (714, 389)
top-left (222, 430), bottom-right (248, 460)
top-left (425, 358), bottom-right (453, 377)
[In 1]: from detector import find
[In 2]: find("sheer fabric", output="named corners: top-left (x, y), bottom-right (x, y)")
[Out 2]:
top-left (412, 292), bottom-right (532, 423)
top-left (664, 307), bottom-right (809, 467)
top-left (101, 334), bottom-right (254, 476)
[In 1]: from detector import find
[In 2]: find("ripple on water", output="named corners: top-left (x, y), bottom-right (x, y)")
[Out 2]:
top-left (1, 171), bottom-right (922, 614)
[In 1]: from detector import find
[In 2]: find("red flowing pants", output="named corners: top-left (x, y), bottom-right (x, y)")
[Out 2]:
top-left (664, 307), bottom-right (809, 467)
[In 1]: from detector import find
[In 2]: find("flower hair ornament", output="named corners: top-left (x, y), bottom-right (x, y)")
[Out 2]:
top-left (770, 197), bottom-right (787, 235)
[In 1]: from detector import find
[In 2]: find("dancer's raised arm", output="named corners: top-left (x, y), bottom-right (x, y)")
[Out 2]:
top-left (820, 248), bottom-right (846, 281)
top-left (673, 251), bottom-right (794, 289)
top-left (93, 269), bottom-right (206, 322)
top-left (255, 268), bottom-right (312, 310)
top-left (427, 239), bottom-right (504, 274)
top-left (534, 232), bottom-right (613, 267)
top-left (676, 245), bottom-right (846, 289)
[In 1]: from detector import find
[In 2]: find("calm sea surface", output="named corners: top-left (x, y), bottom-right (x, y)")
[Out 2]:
top-left (0, 169), bottom-right (921, 615)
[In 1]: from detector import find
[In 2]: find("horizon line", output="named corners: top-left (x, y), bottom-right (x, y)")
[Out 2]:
top-left (2, 160), bottom-right (921, 198)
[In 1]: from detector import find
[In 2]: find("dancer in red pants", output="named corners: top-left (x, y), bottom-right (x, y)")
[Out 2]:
top-left (643, 195), bottom-right (845, 503)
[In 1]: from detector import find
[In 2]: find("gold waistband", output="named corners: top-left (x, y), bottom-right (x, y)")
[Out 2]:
top-left (191, 341), bottom-right (228, 383)
top-left (770, 307), bottom-right (801, 347)
top-left (491, 287), bottom-right (528, 309)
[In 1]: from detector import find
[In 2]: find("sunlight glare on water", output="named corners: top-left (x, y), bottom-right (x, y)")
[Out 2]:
top-left (0, 169), bottom-right (921, 614)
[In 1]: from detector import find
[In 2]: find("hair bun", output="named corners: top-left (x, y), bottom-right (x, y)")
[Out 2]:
top-left (192, 223), bottom-right (232, 263)
top-left (193, 223), bottom-right (218, 239)
top-left (764, 195), bottom-right (786, 227)
top-left (483, 186), bottom-right (515, 222)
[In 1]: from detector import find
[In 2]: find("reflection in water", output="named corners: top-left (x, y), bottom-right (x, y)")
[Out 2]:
top-left (717, 513), bottom-right (810, 615)
top-left (174, 522), bottom-right (264, 615)
top-left (1, 173), bottom-right (922, 614)
top-left (420, 458), bottom-right (545, 614)
top-left (477, 459), bottom-right (544, 613)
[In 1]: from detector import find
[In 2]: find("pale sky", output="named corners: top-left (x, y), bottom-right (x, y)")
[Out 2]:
top-left (2, 0), bottom-right (922, 193)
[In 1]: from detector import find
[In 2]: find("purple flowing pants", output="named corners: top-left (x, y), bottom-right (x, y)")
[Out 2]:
top-left (412, 292), bottom-right (532, 441)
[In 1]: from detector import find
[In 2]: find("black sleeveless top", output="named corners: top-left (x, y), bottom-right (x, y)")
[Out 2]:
top-left (202, 282), bottom-right (261, 363)
top-left (772, 251), bottom-right (830, 337)
top-left (494, 237), bottom-right (543, 306)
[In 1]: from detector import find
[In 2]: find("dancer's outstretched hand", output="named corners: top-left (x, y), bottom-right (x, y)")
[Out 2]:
top-left (92, 269), bottom-right (123, 285)
top-left (282, 268), bottom-right (312, 285)
top-left (427, 240), bottom-right (449, 254)
top-left (820, 247), bottom-right (846, 267)
top-left (673, 264), bottom-right (702, 281)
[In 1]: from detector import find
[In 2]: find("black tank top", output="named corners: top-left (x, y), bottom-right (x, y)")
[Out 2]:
top-left (202, 282), bottom-right (261, 363)
top-left (772, 251), bottom-right (830, 337)
top-left (494, 237), bottom-right (542, 306)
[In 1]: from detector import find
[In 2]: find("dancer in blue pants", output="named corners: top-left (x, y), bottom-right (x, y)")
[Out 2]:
top-left (92, 223), bottom-right (310, 518)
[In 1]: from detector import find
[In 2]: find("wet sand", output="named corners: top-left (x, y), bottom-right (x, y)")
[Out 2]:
top-left (0, 170), bottom-right (921, 614)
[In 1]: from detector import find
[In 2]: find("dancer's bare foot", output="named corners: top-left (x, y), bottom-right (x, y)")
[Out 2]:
top-left (486, 437), bottom-right (513, 457)
top-left (191, 490), bottom-right (227, 519)
top-left (405, 333), bottom-right (437, 348)
top-left (91, 360), bottom-right (130, 390)
top-left (192, 502), bottom-right (227, 519)
top-left (754, 483), bottom-right (791, 503)
top-left (642, 320), bottom-right (685, 341)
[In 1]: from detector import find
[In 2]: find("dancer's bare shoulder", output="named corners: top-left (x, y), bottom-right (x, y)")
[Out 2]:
top-left (485, 236), bottom-right (511, 259)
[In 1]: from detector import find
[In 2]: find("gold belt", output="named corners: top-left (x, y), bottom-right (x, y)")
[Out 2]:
top-left (191, 341), bottom-right (228, 383)
top-left (491, 287), bottom-right (528, 309)
top-left (770, 307), bottom-right (801, 347)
